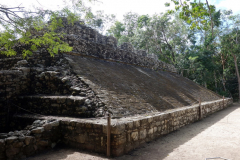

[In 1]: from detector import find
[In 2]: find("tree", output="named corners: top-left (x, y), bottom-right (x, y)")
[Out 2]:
top-left (0, 0), bottom-right (101, 58)
top-left (221, 29), bottom-right (240, 101)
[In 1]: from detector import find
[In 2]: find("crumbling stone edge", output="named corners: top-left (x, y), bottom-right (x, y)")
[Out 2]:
top-left (0, 98), bottom-right (232, 159)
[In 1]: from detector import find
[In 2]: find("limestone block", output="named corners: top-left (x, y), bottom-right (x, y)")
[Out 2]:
top-left (43, 123), bottom-right (52, 131)
top-left (147, 117), bottom-right (153, 123)
top-left (148, 128), bottom-right (154, 135)
top-left (133, 120), bottom-right (140, 128)
top-left (131, 132), bottom-right (138, 141)
top-left (37, 140), bottom-right (49, 147)
top-left (76, 133), bottom-right (88, 143)
top-left (153, 127), bottom-right (158, 133)
top-left (5, 136), bottom-right (18, 144)
top-left (125, 121), bottom-right (133, 130)
top-left (31, 127), bottom-right (44, 134)
top-left (24, 136), bottom-right (34, 145)
top-left (50, 121), bottom-right (59, 127)
top-left (111, 123), bottom-right (125, 134)
top-left (140, 118), bottom-right (148, 127)
top-left (139, 129), bottom-right (146, 140)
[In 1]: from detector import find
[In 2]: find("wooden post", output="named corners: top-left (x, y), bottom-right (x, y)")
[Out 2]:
top-left (223, 96), bottom-right (225, 108)
top-left (107, 113), bottom-right (111, 157)
top-left (199, 98), bottom-right (202, 120)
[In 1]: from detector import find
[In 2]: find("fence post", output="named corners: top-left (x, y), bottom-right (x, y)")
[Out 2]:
top-left (107, 113), bottom-right (111, 157)
top-left (199, 98), bottom-right (202, 120)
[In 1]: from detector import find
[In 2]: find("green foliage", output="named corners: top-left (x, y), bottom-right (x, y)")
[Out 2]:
top-left (107, 21), bottom-right (125, 40)
top-left (167, 0), bottom-right (221, 33)
top-left (0, 0), bottom-right (106, 58)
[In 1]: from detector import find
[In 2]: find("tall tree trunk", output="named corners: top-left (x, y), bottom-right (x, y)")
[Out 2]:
top-left (232, 53), bottom-right (240, 102)
top-left (222, 59), bottom-right (226, 91)
top-left (206, 0), bottom-right (214, 38)
top-left (214, 71), bottom-right (217, 92)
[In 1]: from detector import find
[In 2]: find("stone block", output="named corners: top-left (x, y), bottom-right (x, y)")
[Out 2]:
top-left (111, 123), bottom-right (125, 134)
top-left (31, 127), bottom-right (44, 134)
top-left (113, 133), bottom-right (126, 146)
top-left (5, 136), bottom-right (18, 144)
top-left (85, 123), bottom-right (92, 128)
top-left (139, 129), bottom-right (146, 140)
top-left (43, 123), bottom-right (52, 131)
top-left (111, 145), bottom-right (125, 157)
top-left (76, 133), bottom-right (88, 143)
top-left (140, 118), bottom-right (148, 127)
top-left (0, 139), bottom-right (5, 152)
top-left (153, 127), bottom-right (158, 133)
top-left (6, 146), bottom-right (20, 158)
top-left (125, 121), bottom-right (133, 130)
top-left (147, 117), bottom-right (153, 123)
top-left (37, 140), bottom-right (49, 147)
top-left (148, 128), bottom-right (154, 135)
top-left (133, 120), bottom-right (140, 128)
top-left (12, 141), bottom-right (24, 148)
top-left (23, 145), bottom-right (35, 156)
top-left (131, 131), bottom-right (138, 141)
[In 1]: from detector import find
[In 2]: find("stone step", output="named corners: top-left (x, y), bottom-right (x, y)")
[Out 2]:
top-left (16, 95), bottom-right (96, 117)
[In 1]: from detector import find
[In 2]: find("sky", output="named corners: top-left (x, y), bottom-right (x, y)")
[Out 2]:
top-left (2, 0), bottom-right (240, 21)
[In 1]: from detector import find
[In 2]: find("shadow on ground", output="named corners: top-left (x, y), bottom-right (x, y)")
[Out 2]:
top-left (27, 104), bottom-right (239, 160)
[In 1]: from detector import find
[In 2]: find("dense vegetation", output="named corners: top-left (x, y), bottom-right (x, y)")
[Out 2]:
top-left (107, 0), bottom-right (240, 100)
top-left (1, 0), bottom-right (240, 100)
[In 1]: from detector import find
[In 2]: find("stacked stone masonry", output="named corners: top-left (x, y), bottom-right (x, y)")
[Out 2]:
top-left (0, 98), bottom-right (232, 159)
top-left (61, 98), bottom-right (232, 156)
top-left (31, 17), bottom-right (177, 73)
top-left (0, 119), bottom-right (60, 160)
top-left (0, 53), bottom-right (106, 132)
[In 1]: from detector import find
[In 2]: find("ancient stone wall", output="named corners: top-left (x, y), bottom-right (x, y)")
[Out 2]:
top-left (0, 67), bottom-right (30, 132)
top-left (0, 119), bottom-right (60, 160)
top-left (0, 98), bottom-right (232, 159)
top-left (30, 18), bottom-right (176, 73)
top-left (0, 52), bottom-right (106, 132)
top-left (60, 98), bottom-right (232, 156)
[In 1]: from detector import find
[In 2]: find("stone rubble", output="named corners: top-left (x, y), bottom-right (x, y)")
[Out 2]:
top-left (0, 119), bottom-right (60, 160)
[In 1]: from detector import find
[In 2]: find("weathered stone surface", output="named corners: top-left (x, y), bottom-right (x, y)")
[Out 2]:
top-left (111, 123), bottom-right (125, 134)
top-left (139, 129), bottom-right (147, 140)
top-left (5, 136), bottom-right (18, 144)
top-left (24, 136), bottom-right (34, 145)
top-left (37, 140), bottom-right (49, 147)
top-left (0, 139), bottom-right (5, 151)
top-left (76, 133), bottom-right (87, 143)
top-left (31, 127), bottom-right (44, 134)
top-left (131, 132), bottom-right (138, 141)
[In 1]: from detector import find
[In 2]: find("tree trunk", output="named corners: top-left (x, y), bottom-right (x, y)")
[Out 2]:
top-left (214, 71), bottom-right (217, 92)
top-left (232, 54), bottom-right (240, 102)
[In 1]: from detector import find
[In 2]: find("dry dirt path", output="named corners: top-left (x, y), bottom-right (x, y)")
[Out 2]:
top-left (27, 103), bottom-right (240, 160)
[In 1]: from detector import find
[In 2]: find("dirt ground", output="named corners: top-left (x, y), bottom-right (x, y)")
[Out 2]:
top-left (27, 103), bottom-right (240, 160)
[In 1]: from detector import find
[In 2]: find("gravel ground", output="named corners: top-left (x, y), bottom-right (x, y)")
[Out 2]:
top-left (27, 103), bottom-right (240, 160)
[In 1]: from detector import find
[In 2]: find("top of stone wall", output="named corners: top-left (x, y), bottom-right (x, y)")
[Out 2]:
top-left (34, 17), bottom-right (176, 73)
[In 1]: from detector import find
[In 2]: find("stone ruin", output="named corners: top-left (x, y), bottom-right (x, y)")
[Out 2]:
top-left (0, 18), bottom-right (233, 159)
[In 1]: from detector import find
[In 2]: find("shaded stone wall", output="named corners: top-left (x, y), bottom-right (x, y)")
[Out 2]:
top-left (0, 119), bottom-right (60, 160)
top-left (0, 57), bottom-right (23, 70)
top-left (0, 98), bottom-right (232, 159)
top-left (0, 68), bottom-right (30, 132)
top-left (0, 53), bottom-right (106, 131)
top-left (59, 98), bottom-right (233, 156)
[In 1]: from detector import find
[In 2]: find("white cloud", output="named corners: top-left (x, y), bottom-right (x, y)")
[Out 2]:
top-left (215, 0), bottom-right (240, 14)
top-left (91, 0), bottom-right (174, 20)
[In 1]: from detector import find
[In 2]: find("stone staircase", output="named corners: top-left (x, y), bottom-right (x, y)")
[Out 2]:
top-left (16, 95), bottom-right (97, 117)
